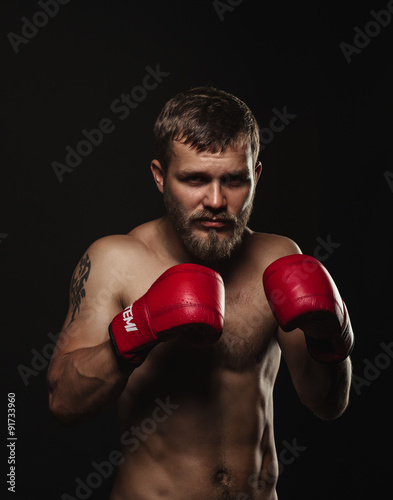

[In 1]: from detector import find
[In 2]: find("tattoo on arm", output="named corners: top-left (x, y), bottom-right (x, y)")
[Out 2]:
top-left (67, 253), bottom-right (91, 327)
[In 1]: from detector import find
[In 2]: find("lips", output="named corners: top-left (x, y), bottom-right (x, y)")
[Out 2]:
top-left (195, 218), bottom-right (231, 229)
top-left (199, 220), bottom-right (225, 227)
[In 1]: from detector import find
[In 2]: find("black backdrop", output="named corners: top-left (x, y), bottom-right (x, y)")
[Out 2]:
top-left (2, 0), bottom-right (392, 498)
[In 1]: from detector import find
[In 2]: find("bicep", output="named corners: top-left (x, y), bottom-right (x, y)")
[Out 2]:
top-left (55, 244), bottom-right (125, 356)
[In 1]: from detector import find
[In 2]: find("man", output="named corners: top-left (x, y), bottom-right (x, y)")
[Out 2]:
top-left (47, 87), bottom-right (353, 500)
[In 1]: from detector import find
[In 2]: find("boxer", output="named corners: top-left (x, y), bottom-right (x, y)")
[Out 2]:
top-left (47, 87), bottom-right (353, 499)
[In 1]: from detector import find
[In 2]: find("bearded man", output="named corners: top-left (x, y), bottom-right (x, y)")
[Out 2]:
top-left (47, 87), bottom-right (353, 500)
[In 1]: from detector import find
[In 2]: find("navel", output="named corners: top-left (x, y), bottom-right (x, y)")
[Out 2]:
top-left (214, 467), bottom-right (230, 483)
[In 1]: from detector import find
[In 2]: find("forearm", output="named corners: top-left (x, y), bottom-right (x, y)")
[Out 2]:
top-left (295, 352), bottom-right (352, 420)
top-left (47, 340), bottom-right (133, 426)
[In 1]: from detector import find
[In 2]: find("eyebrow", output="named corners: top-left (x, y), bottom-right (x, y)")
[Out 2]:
top-left (175, 169), bottom-right (250, 178)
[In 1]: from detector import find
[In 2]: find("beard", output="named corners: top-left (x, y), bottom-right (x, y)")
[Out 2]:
top-left (163, 190), bottom-right (254, 264)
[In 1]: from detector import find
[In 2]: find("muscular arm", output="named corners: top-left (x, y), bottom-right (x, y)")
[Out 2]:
top-left (263, 235), bottom-right (352, 420)
top-left (277, 327), bottom-right (352, 420)
top-left (48, 341), bottom-right (133, 426)
top-left (47, 235), bottom-right (225, 426)
top-left (47, 237), bottom-right (134, 426)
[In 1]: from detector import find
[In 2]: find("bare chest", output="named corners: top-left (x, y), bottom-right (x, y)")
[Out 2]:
top-left (212, 277), bottom-right (278, 371)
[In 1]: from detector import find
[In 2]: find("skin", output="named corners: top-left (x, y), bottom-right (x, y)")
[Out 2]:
top-left (47, 140), bottom-right (352, 499)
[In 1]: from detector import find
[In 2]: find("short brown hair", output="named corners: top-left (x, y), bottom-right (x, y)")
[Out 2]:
top-left (153, 87), bottom-right (260, 172)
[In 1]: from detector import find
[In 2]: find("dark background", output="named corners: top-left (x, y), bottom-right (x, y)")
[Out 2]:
top-left (2, 0), bottom-right (392, 498)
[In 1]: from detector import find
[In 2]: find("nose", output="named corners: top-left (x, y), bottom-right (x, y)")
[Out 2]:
top-left (203, 180), bottom-right (227, 211)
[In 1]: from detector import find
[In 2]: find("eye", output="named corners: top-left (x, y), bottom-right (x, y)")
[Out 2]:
top-left (221, 174), bottom-right (249, 187)
top-left (183, 176), bottom-right (207, 185)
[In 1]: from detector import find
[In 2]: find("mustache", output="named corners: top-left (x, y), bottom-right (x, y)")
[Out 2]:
top-left (189, 210), bottom-right (237, 223)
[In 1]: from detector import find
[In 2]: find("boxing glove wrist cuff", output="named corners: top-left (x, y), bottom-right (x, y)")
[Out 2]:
top-left (305, 335), bottom-right (354, 364)
top-left (108, 319), bottom-right (154, 366)
top-left (108, 299), bottom-right (158, 365)
top-left (305, 301), bottom-right (354, 363)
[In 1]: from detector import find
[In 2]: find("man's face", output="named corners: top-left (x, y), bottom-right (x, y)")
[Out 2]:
top-left (155, 140), bottom-right (261, 264)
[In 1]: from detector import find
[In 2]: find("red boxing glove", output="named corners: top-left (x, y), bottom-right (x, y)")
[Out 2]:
top-left (263, 254), bottom-right (354, 363)
top-left (109, 263), bottom-right (225, 365)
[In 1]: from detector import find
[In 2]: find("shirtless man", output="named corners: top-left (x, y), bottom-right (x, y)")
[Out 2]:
top-left (47, 87), bottom-right (353, 500)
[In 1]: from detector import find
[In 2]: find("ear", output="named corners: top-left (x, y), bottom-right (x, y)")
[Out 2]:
top-left (150, 159), bottom-right (165, 194)
top-left (254, 161), bottom-right (262, 183)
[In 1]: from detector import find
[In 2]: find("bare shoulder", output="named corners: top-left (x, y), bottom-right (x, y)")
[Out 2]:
top-left (84, 221), bottom-right (157, 269)
top-left (245, 230), bottom-right (302, 269)
top-left (85, 233), bottom-right (148, 262)
top-left (78, 220), bottom-right (165, 302)
top-left (69, 230), bottom-right (153, 299)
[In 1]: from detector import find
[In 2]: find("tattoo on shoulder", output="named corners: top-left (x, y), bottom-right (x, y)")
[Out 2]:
top-left (67, 253), bottom-right (91, 327)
